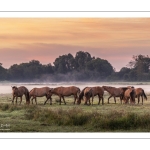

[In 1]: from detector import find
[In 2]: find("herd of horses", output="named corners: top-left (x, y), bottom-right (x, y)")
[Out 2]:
top-left (11, 85), bottom-right (148, 106)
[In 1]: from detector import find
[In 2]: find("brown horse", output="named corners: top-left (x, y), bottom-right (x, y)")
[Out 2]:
top-left (77, 86), bottom-right (104, 105)
top-left (11, 86), bottom-right (30, 105)
top-left (123, 87), bottom-right (136, 104)
top-left (102, 86), bottom-right (127, 104)
top-left (29, 87), bottom-right (52, 105)
top-left (83, 87), bottom-right (94, 105)
top-left (134, 88), bottom-right (147, 105)
top-left (47, 86), bottom-right (80, 105)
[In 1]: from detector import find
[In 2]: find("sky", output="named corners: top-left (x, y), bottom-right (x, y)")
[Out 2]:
top-left (0, 18), bottom-right (150, 71)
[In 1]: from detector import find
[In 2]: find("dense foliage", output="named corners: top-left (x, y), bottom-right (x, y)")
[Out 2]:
top-left (0, 51), bottom-right (150, 82)
top-left (0, 51), bottom-right (114, 82)
top-left (110, 55), bottom-right (150, 81)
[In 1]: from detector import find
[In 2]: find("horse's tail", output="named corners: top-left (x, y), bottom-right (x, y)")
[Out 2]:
top-left (25, 88), bottom-right (30, 104)
top-left (130, 89), bottom-right (135, 104)
top-left (85, 88), bottom-right (93, 97)
top-left (142, 90), bottom-right (147, 100)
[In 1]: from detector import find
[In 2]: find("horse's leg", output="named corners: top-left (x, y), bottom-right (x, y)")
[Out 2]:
top-left (120, 96), bottom-right (122, 104)
top-left (88, 96), bottom-right (91, 105)
top-left (44, 97), bottom-right (48, 105)
top-left (20, 96), bottom-right (22, 105)
top-left (138, 96), bottom-right (140, 104)
top-left (15, 97), bottom-right (18, 104)
top-left (62, 96), bottom-right (66, 105)
top-left (114, 97), bottom-right (116, 104)
top-left (88, 98), bottom-right (91, 105)
top-left (74, 94), bottom-right (77, 104)
top-left (84, 97), bottom-right (87, 105)
top-left (31, 97), bottom-right (34, 104)
top-left (12, 96), bottom-right (15, 104)
top-left (108, 95), bottom-right (112, 104)
top-left (102, 96), bottom-right (104, 105)
top-left (44, 95), bottom-right (51, 105)
top-left (98, 95), bottom-right (100, 105)
top-left (50, 97), bottom-right (52, 105)
top-left (91, 98), bottom-right (93, 105)
top-left (35, 97), bottom-right (37, 105)
top-left (141, 96), bottom-right (143, 105)
top-left (59, 96), bottom-right (62, 105)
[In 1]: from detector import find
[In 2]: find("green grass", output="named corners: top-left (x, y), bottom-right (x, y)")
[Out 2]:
top-left (1, 93), bottom-right (150, 132)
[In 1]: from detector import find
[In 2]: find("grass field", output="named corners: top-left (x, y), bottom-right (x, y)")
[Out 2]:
top-left (1, 92), bottom-right (150, 132)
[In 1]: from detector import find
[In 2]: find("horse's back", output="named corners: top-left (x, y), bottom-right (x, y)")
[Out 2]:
top-left (53, 86), bottom-right (79, 95)
top-left (135, 88), bottom-right (143, 95)
top-left (103, 86), bottom-right (122, 96)
top-left (30, 87), bottom-right (51, 96)
top-left (17, 86), bottom-right (29, 95)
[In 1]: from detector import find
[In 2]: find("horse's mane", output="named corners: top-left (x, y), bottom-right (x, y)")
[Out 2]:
top-left (79, 87), bottom-right (88, 100)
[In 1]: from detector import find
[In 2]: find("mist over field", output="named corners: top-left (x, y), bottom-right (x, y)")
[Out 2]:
top-left (1, 81), bottom-right (150, 94)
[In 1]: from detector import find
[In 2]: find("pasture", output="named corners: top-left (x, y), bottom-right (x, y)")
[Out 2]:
top-left (1, 91), bottom-right (150, 132)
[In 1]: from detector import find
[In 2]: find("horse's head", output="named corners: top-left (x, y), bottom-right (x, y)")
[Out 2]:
top-left (76, 98), bottom-right (81, 105)
top-left (102, 86), bottom-right (108, 90)
top-left (47, 88), bottom-right (53, 96)
top-left (127, 86), bottom-right (134, 89)
top-left (76, 91), bottom-right (84, 105)
top-left (11, 86), bottom-right (18, 95)
top-left (11, 86), bottom-right (17, 90)
top-left (26, 100), bottom-right (30, 105)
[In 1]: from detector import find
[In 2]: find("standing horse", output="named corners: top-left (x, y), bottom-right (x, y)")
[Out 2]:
top-left (134, 88), bottom-right (147, 105)
top-left (123, 87), bottom-right (136, 104)
top-left (11, 86), bottom-right (30, 105)
top-left (46, 86), bottom-right (80, 105)
top-left (102, 86), bottom-right (127, 104)
top-left (83, 87), bottom-right (94, 105)
top-left (29, 87), bottom-right (52, 105)
top-left (77, 86), bottom-right (104, 105)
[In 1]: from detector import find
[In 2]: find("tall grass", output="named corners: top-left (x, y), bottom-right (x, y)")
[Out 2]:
top-left (1, 103), bottom-right (150, 131)
top-left (24, 106), bottom-right (150, 131)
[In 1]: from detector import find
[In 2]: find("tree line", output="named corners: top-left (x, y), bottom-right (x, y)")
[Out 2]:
top-left (0, 51), bottom-right (150, 82)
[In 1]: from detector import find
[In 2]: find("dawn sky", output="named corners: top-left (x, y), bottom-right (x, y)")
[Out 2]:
top-left (0, 18), bottom-right (150, 71)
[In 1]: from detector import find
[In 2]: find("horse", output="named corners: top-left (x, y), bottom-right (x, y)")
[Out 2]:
top-left (11, 86), bottom-right (30, 105)
top-left (83, 87), bottom-right (94, 105)
top-left (29, 87), bottom-right (52, 105)
top-left (123, 87), bottom-right (136, 104)
top-left (134, 88), bottom-right (147, 105)
top-left (77, 86), bottom-right (104, 105)
top-left (47, 86), bottom-right (80, 105)
top-left (102, 86), bottom-right (127, 104)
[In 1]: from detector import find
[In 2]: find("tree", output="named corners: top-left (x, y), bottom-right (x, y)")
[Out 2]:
top-left (117, 67), bottom-right (131, 80)
top-left (0, 63), bottom-right (7, 80)
top-left (74, 51), bottom-right (93, 70)
top-left (53, 53), bottom-right (76, 74)
top-left (128, 55), bottom-right (150, 80)
top-left (86, 58), bottom-right (114, 77)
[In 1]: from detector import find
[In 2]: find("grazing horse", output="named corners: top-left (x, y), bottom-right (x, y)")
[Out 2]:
top-left (123, 87), bottom-right (136, 104)
top-left (77, 86), bottom-right (104, 105)
top-left (29, 87), bottom-right (52, 105)
top-left (47, 86), bottom-right (80, 105)
top-left (83, 87), bottom-right (94, 105)
top-left (102, 86), bottom-right (127, 104)
top-left (134, 88), bottom-right (147, 105)
top-left (11, 86), bottom-right (30, 105)
top-left (77, 87), bottom-right (94, 105)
